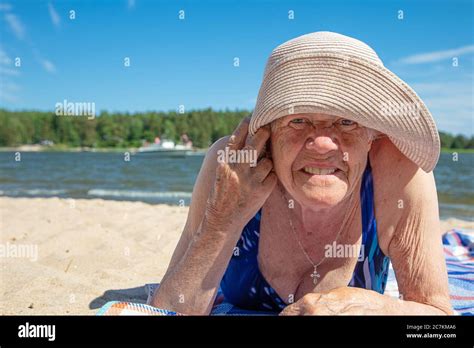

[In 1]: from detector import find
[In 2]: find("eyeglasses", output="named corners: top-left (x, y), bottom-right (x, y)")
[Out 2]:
top-left (288, 117), bottom-right (359, 132)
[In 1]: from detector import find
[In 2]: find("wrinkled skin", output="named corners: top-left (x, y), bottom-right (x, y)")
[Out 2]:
top-left (270, 113), bottom-right (371, 209)
top-left (279, 287), bottom-right (388, 315)
top-left (205, 117), bottom-right (277, 232)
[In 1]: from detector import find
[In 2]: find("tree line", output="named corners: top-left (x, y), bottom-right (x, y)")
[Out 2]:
top-left (0, 109), bottom-right (473, 149)
top-left (0, 108), bottom-right (247, 149)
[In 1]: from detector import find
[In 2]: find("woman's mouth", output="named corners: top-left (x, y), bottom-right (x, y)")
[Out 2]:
top-left (301, 166), bottom-right (340, 175)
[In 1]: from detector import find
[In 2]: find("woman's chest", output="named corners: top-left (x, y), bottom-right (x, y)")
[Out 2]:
top-left (257, 206), bottom-right (364, 304)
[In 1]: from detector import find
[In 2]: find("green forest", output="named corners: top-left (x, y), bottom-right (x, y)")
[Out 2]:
top-left (0, 109), bottom-right (473, 150)
top-left (0, 108), bottom-right (247, 149)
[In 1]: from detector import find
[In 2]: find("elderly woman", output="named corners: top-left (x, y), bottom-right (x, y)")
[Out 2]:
top-left (151, 32), bottom-right (453, 315)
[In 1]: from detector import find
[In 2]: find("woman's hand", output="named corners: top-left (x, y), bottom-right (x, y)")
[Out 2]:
top-left (279, 287), bottom-right (390, 315)
top-left (205, 117), bottom-right (277, 232)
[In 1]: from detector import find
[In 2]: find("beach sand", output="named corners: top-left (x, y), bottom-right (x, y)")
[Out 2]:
top-left (0, 197), bottom-right (187, 315)
top-left (1, 196), bottom-right (472, 315)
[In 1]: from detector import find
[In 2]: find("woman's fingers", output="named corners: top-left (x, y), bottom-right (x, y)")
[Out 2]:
top-left (279, 303), bottom-right (301, 316)
top-left (253, 158), bottom-right (274, 182)
top-left (227, 117), bottom-right (250, 151)
top-left (279, 293), bottom-right (326, 316)
top-left (207, 119), bottom-right (276, 233)
top-left (245, 125), bottom-right (271, 158)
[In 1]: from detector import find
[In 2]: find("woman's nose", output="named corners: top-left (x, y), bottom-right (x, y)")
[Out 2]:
top-left (305, 133), bottom-right (338, 154)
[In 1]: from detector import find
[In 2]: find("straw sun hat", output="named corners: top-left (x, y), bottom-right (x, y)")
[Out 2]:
top-left (249, 31), bottom-right (440, 172)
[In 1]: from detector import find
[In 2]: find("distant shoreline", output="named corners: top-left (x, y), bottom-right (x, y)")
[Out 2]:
top-left (0, 145), bottom-right (208, 153)
top-left (0, 146), bottom-right (472, 154)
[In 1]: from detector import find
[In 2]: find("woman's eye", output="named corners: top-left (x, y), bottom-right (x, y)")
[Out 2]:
top-left (289, 118), bottom-right (309, 129)
top-left (340, 119), bottom-right (356, 126)
top-left (336, 119), bottom-right (358, 132)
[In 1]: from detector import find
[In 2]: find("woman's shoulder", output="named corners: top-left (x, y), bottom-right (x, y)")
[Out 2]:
top-left (368, 136), bottom-right (438, 254)
top-left (369, 136), bottom-right (419, 175)
top-left (369, 136), bottom-right (433, 194)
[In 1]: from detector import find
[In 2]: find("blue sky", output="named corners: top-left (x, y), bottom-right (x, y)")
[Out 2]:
top-left (0, 0), bottom-right (473, 135)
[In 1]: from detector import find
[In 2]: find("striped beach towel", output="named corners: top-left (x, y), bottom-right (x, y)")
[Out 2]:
top-left (97, 229), bottom-right (474, 316)
top-left (442, 229), bottom-right (474, 315)
top-left (384, 228), bottom-right (474, 315)
top-left (96, 300), bottom-right (181, 316)
top-left (95, 284), bottom-right (274, 316)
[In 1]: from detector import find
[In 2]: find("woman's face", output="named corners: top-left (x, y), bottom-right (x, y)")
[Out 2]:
top-left (270, 113), bottom-right (373, 208)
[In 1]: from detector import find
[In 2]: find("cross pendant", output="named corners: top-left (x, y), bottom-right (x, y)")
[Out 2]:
top-left (310, 266), bottom-right (320, 284)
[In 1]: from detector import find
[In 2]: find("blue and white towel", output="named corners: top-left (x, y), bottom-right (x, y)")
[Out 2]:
top-left (442, 229), bottom-right (474, 315)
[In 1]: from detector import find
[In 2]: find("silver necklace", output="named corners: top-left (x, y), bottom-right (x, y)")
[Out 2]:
top-left (283, 189), bottom-right (356, 285)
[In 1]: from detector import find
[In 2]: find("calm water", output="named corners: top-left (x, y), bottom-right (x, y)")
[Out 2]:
top-left (0, 152), bottom-right (472, 220)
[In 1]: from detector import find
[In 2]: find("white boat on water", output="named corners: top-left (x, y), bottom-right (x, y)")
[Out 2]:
top-left (137, 140), bottom-right (193, 156)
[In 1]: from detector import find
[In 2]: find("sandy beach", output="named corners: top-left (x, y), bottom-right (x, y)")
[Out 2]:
top-left (1, 196), bottom-right (473, 315)
top-left (0, 197), bottom-right (188, 315)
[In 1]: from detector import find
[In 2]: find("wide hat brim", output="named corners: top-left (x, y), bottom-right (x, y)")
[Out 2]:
top-left (249, 53), bottom-right (440, 173)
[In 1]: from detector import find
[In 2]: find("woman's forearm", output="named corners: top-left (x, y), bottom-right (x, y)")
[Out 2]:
top-left (385, 296), bottom-right (453, 315)
top-left (279, 286), bottom-right (454, 315)
top-left (150, 218), bottom-right (241, 315)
